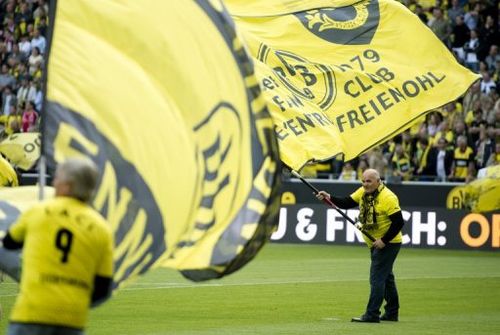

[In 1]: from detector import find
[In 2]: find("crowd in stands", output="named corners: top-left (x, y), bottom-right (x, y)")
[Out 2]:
top-left (0, 0), bottom-right (46, 141)
top-left (302, 0), bottom-right (500, 183)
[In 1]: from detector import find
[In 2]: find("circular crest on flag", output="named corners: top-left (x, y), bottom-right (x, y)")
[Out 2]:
top-left (258, 45), bottom-right (336, 110)
top-left (294, 0), bottom-right (380, 45)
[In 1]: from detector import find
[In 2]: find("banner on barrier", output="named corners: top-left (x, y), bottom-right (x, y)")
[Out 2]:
top-left (272, 205), bottom-right (499, 251)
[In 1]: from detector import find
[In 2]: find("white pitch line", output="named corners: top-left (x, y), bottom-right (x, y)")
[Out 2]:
top-left (1, 274), bottom-right (499, 297)
top-left (120, 274), bottom-right (500, 291)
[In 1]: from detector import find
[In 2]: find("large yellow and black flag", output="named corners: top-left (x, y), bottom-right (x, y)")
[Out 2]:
top-left (225, 0), bottom-right (480, 170)
top-left (37, 0), bottom-right (281, 288)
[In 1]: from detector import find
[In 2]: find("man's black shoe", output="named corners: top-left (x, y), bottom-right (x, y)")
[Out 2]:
top-left (351, 315), bottom-right (380, 323)
top-left (380, 314), bottom-right (398, 322)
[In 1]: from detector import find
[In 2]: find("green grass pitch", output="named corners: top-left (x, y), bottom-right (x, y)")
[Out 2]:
top-left (1, 244), bottom-right (499, 334)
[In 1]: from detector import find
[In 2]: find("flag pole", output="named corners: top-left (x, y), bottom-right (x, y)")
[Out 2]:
top-left (38, 155), bottom-right (46, 200)
top-left (291, 170), bottom-right (375, 242)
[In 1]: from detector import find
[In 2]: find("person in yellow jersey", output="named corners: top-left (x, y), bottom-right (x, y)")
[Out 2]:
top-left (449, 135), bottom-right (475, 182)
top-left (1, 158), bottom-right (114, 335)
top-left (391, 143), bottom-right (414, 181)
top-left (316, 169), bottom-right (404, 323)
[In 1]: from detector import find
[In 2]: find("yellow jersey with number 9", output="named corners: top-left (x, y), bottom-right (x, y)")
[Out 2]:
top-left (8, 197), bottom-right (113, 329)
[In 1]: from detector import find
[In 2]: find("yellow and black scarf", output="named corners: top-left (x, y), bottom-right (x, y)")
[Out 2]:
top-left (359, 183), bottom-right (385, 230)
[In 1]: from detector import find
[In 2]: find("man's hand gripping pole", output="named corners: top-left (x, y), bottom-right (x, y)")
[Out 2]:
top-left (290, 170), bottom-right (375, 242)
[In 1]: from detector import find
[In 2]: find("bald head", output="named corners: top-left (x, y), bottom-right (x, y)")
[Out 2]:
top-left (363, 168), bottom-right (380, 181)
top-left (361, 168), bottom-right (381, 194)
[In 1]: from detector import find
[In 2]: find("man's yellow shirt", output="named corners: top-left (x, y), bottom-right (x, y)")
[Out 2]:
top-left (8, 197), bottom-right (113, 329)
top-left (350, 186), bottom-right (403, 247)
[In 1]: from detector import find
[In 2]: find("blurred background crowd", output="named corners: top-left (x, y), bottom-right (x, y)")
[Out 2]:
top-left (0, 0), bottom-right (498, 186)
top-left (0, 0), bottom-right (46, 139)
